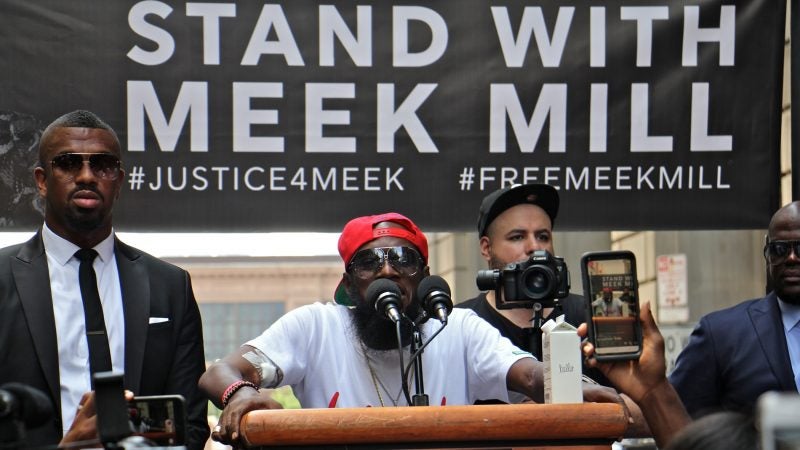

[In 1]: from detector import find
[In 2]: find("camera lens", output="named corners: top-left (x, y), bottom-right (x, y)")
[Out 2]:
top-left (521, 266), bottom-right (555, 300)
top-left (476, 269), bottom-right (501, 290)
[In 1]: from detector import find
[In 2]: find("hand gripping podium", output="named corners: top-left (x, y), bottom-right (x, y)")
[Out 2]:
top-left (239, 403), bottom-right (628, 449)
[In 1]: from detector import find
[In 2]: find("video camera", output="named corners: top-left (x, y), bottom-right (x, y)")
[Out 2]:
top-left (476, 250), bottom-right (570, 309)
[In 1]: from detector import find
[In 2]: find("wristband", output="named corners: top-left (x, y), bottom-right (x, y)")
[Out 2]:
top-left (221, 380), bottom-right (259, 407)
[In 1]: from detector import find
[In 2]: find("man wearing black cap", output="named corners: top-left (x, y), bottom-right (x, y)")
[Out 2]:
top-left (455, 185), bottom-right (652, 438)
top-left (457, 183), bottom-right (591, 356)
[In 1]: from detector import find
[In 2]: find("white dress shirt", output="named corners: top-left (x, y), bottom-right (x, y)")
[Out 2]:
top-left (42, 224), bottom-right (125, 435)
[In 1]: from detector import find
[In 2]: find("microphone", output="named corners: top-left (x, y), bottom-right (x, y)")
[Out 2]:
top-left (367, 279), bottom-right (403, 323)
top-left (0, 383), bottom-right (54, 428)
top-left (418, 275), bottom-right (453, 324)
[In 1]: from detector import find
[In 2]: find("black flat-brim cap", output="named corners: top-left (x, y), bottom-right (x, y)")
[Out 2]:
top-left (477, 184), bottom-right (559, 236)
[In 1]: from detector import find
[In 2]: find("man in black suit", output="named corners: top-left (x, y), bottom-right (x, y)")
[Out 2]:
top-left (669, 201), bottom-right (800, 417)
top-left (0, 110), bottom-right (209, 448)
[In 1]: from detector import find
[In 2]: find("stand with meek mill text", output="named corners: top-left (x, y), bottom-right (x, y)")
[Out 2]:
top-left (238, 402), bottom-right (628, 449)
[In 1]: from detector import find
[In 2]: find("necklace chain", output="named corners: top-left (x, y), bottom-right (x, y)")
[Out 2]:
top-left (360, 341), bottom-right (404, 407)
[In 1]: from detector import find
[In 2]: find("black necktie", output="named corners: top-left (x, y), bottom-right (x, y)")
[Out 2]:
top-left (74, 249), bottom-right (112, 382)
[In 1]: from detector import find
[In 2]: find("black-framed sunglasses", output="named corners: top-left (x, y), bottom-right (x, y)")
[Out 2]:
top-left (348, 246), bottom-right (423, 280)
top-left (49, 152), bottom-right (121, 180)
top-left (763, 240), bottom-right (800, 265)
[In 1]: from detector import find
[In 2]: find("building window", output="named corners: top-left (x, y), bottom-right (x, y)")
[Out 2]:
top-left (199, 302), bottom-right (285, 362)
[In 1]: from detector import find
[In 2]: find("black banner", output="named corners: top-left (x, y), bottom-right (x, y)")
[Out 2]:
top-left (0, 0), bottom-right (785, 232)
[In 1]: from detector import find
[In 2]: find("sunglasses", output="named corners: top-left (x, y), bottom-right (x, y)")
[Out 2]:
top-left (763, 240), bottom-right (800, 265)
top-left (50, 152), bottom-right (121, 180)
top-left (348, 246), bottom-right (423, 280)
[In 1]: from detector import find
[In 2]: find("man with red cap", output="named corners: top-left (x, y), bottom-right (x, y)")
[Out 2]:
top-left (199, 212), bottom-right (620, 446)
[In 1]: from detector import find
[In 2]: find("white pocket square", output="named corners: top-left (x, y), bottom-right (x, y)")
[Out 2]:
top-left (148, 317), bottom-right (170, 324)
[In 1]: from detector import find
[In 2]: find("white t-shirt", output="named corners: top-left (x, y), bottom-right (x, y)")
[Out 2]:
top-left (245, 302), bottom-right (532, 408)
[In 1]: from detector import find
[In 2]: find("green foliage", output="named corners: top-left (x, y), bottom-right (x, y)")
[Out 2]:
top-left (269, 385), bottom-right (302, 409)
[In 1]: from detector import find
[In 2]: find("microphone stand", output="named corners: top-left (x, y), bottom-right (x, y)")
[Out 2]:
top-left (527, 302), bottom-right (545, 361)
top-left (403, 316), bottom-right (448, 407)
top-left (410, 328), bottom-right (429, 406)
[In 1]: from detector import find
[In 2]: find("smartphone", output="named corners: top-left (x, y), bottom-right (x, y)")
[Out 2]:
top-left (581, 251), bottom-right (642, 361)
top-left (128, 395), bottom-right (187, 446)
top-left (758, 392), bottom-right (800, 450)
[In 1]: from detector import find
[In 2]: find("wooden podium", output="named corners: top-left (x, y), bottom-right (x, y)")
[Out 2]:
top-left (239, 403), bottom-right (628, 449)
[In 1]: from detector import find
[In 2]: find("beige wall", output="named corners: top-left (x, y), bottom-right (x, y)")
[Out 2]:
top-left (168, 256), bottom-right (343, 311)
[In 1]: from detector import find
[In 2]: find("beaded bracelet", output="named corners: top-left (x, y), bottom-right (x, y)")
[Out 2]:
top-left (221, 380), bottom-right (259, 407)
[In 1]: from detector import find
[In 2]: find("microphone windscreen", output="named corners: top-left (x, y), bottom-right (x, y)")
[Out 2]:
top-left (417, 275), bottom-right (452, 300)
top-left (0, 383), bottom-right (54, 428)
top-left (418, 276), bottom-right (454, 321)
top-left (366, 278), bottom-right (402, 307)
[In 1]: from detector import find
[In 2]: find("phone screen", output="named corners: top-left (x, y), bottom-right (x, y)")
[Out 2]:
top-left (774, 429), bottom-right (800, 450)
top-left (581, 251), bottom-right (642, 359)
top-left (129, 395), bottom-right (186, 446)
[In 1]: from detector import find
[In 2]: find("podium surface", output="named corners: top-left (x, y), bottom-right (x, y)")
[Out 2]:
top-left (240, 403), bottom-right (627, 449)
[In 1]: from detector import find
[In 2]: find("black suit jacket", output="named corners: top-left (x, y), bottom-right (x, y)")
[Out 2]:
top-left (0, 231), bottom-right (209, 449)
top-left (669, 292), bottom-right (797, 417)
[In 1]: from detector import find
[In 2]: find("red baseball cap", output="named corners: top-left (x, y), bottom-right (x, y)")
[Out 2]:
top-left (334, 212), bottom-right (429, 305)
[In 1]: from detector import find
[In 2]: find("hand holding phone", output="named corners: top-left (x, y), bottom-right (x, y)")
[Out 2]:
top-left (581, 251), bottom-right (643, 361)
top-left (92, 373), bottom-right (187, 447)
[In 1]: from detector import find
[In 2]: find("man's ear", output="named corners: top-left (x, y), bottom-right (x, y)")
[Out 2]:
top-left (479, 235), bottom-right (492, 262)
top-left (34, 167), bottom-right (47, 198)
top-left (423, 266), bottom-right (431, 277)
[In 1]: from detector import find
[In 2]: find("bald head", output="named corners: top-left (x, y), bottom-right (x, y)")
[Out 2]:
top-left (766, 201), bottom-right (800, 305)
top-left (768, 201), bottom-right (800, 238)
